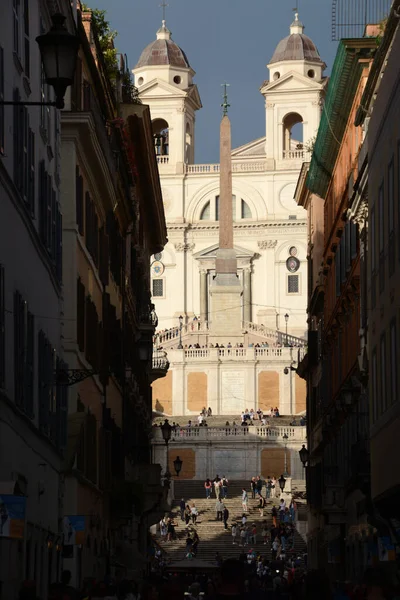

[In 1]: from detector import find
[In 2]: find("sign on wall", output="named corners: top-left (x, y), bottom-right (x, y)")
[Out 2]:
top-left (63, 515), bottom-right (86, 545)
top-left (221, 371), bottom-right (245, 413)
top-left (0, 495), bottom-right (26, 539)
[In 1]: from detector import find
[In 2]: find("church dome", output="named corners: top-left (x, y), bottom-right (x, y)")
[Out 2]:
top-left (269, 14), bottom-right (322, 65)
top-left (135, 21), bottom-right (191, 69)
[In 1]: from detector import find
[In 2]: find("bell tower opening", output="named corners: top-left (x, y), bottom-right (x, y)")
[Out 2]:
top-left (282, 112), bottom-right (304, 159)
top-left (152, 118), bottom-right (169, 162)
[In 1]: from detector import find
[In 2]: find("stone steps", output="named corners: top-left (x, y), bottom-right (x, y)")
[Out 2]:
top-left (157, 481), bottom-right (307, 563)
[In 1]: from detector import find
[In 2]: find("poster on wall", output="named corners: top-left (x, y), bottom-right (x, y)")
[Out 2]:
top-left (63, 516), bottom-right (85, 545)
top-left (378, 536), bottom-right (396, 562)
top-left (0, 495), bottom-right (26, 539)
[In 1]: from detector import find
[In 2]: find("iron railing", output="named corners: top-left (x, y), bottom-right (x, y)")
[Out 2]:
top-left (332, 0), bottom-right (392, 40)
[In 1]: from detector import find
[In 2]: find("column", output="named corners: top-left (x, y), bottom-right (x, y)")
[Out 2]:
top-left (200, 269), bottom-right (207, 322)
top-left (243, 267), bottom-right (251, 323)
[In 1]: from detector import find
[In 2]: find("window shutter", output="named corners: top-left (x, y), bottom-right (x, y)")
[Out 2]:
top-left (38, 330), bottom-right (48, 434)
top-left (14, 291), bottom-right (24, 408)
top-left (39, 160), bottom-right (46, 242)
top-left (77, 278), bottom-right (85, 352)
top-left (86, 413), bottom-right (97, 484)
top-left (26, 311), bottom-right (34, 417)
top-left (85, 192), bottom-right (91, 252)
top-left (99, 226), bottom-right (109, 286)
top-left (0, 265), bottom-right (5, 388)
top-left (56, 204), bottom-right (62, 282)
top-left (51, 188), bottom-right (57, 261)
top-left (75, 167), bottom-right (84, 235)
top-left (27, 128), bottom-right (35, 215)
top-left (46, 173), bottom-right (52, 252)
top-left (0, 47), bottom-right (4, 154)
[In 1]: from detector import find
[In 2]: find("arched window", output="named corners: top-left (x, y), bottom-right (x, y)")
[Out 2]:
top-left (152, 118), bottom-right (169, 157)
top-left (199, 196), bottom-right (252, 221)
top-left (241, 199), bottom-right (252, 219)
top-left (282, 112), bottom-right (304, 159)
top-left (200, 201), bottom-right (211, 220)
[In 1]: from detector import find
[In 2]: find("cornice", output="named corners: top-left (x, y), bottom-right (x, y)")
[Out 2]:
top-left (166, 221), bottom-right (307, 233)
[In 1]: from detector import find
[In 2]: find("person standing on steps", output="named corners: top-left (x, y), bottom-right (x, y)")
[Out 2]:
top-left (214, 477), bottom-right (222, 500)
top-left (266, 476), bottom-right (272, 499)
top-left (221, 475), bottom-right (229, 498)
top-left (184, 503), bottom-right (191, 525)
top-left (190, 503), bottom-right (198, 525)
top-left (179, 497), bottom-right (186, 521)
top-left (259, 494), bottom-right (266, 517)
top-left (204, 478), bottom-right (212, 499)
top-left (223, 504), bottom-right (229, 530)
top-left (215, 498), bottom-right (224, 521)
top-left (256, 475), bottom-right (263, 497)
top-left (250, 477), bottom-right (256, 499)
top-left (231, 522), bottom-right (237, 544)
top-left (242, 487), bottom-right (248, 512)
top-left (271, 476), bottom-right (277, 498)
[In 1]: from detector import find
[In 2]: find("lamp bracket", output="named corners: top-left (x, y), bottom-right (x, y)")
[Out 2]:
top-left (56, 368), bottom-right (105, 387)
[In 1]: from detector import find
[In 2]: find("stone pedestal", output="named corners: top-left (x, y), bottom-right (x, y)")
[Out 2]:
top-left (209, 272), bottom-right (243, 344)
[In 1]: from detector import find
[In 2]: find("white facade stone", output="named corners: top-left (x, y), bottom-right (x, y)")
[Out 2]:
top-left (135, 18), bottom-right (326, 340)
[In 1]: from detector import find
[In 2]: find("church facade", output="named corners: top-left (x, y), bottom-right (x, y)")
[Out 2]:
top-left (134, 14), bottom-right (327, 416)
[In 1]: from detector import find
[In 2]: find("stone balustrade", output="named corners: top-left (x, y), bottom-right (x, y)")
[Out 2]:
top-left (242, 321), bottom-right (306, 347)
top-left (283, 149), bottom-right (308, 160)
top-left (152, 425), bottom-right (306, 442)
top-left (183, 347), bottom-right (288, 361)
top-left (185, 161), bottom-right (268, 175)
top-left (157, 155), bottom-right (169, 164)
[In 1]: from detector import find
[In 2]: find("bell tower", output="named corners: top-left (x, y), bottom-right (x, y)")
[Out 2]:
top-left (133, 19), bottom-right (202, 172)
top-left (261, 13), bottom-right (326, 164)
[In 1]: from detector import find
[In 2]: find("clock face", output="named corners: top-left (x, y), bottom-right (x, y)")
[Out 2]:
top-left (151, 261), bottom-right (165, 277)
top-left (286, 257), bottom-right (300, 273)
top-left (154, 252), bottom-right (162, 261)
top-left (289, 246), bottom-right (298, 257)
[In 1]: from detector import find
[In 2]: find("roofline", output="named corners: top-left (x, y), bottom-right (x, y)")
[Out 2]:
top-left (306, 38), bottom-right (377, 198)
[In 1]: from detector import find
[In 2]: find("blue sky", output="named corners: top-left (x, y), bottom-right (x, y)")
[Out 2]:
top-left (90, 0), bottom-right (338, 163)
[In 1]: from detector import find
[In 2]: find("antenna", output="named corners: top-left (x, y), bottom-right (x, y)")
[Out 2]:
top-left (221, 82), bottom-right (230, 116)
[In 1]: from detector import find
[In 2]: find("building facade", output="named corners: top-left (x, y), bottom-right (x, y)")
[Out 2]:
top-left (0, 1), bottom-right (74, 597)
top-left (60, 5), bottom-right (168, 585)
top-left (134, 15), bottom-right (327, 341)
top-left (296, 25), bottom-right (396, 578)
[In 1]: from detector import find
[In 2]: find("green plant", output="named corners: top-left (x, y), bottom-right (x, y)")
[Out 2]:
top-left (81, 3), bottom-right (118, 78)
top-left (376, 16), bottom-right (388, 46)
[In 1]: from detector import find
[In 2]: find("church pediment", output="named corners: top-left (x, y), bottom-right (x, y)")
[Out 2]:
top-left (194, 243), bottom-right (256, 260)
top-left (138, 78), bottom-right (188, 98)
top-left (261, 71), bottom-right (324, 93)
top-left (232, 137), bottom-right (266, 158)
top-left (185, 84), bottom-right (202, 109)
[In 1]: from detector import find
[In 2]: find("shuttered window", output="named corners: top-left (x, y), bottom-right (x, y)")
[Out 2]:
top-left (14, 291), bottom-right (34, 417)
top-left (0, 47), bottom-right (4, 155)
top-left (77, 278), bottom-right (85, 352)
top-left (39, 160), bottom-right (62, 281)
top-left (0, 265), bottom-right (5, 388)
top-left (152, 279), bottom-right (164, 297)
top-left (75, 166), bottom-right (84, 235)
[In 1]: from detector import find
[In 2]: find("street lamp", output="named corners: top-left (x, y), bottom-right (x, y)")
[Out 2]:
top-left (1, 14), bottom-right (80, 109)
top-left (278, 474), bottom-right (286, 494)
top-left (299, 445), bottom-right (310, 467)
top-left (283, 433), bottom-right (289, 477)
top-left (284, 313), bottom-right (289, 346)
top-left (173, 456), bottom-right (183, 477)
top-left (178, 315), bottom-right (184, 349)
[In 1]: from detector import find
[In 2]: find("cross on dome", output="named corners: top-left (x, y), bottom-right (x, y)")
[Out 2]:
top-left (159, 1), bottom-right (169, 22)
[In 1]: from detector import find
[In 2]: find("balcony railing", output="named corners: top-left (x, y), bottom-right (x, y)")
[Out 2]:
top-left (157, 155), bottom-right (169, 164)
top-left (185, 161), bottom-right (268, 175)
top-left (182, 347), bottom-right (289, 361)
top-left (152, 425), bottom-right (306, 442)
top-left (242, 321), bottom-right (307, 347)
top-left (283, 150), bottom-right (307, 160)
top-left (151, 350), bottom-right (170, 381)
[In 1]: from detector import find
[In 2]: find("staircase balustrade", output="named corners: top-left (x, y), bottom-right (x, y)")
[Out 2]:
top-left (152, 425), bottom-right (306, 442)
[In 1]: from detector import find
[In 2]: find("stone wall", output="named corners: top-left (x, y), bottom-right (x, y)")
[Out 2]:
top-left (295, 375), bottom-right (307, 413)
top-left (152, 371), bottom-right (173, 414)
top-left (258, 371), bottom-right (280, 411)
top-left (187, 372), bottom-right (207, 412)
top-left (168, 448), bottom-right (196, 479)
top-left (260, 448), bottom-right (290, 478)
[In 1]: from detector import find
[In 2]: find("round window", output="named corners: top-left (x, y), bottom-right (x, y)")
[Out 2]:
top-left (137, 77), bottom-right (144, 85)
top-left (289, 246), bottom-right (298, 257)
top-left (173, 75), bottom-right (182, 84)
top-left (286, 257), bottom-right (300, 273)
top-left (154, 252), bottom-right (163, 261)
top-left (273, 72), bottom-right (281, 81)
top-left (308, 69), bottom-right (315, 78)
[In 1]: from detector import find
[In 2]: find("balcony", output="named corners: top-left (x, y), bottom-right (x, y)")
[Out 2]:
top-left (152, 424), bottom-right (306, 443)
top-left (151, 350), bottom-right (170, 382)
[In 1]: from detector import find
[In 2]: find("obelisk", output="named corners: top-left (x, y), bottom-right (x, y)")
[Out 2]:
top-left (209, 86), bottom-right (243, 341)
